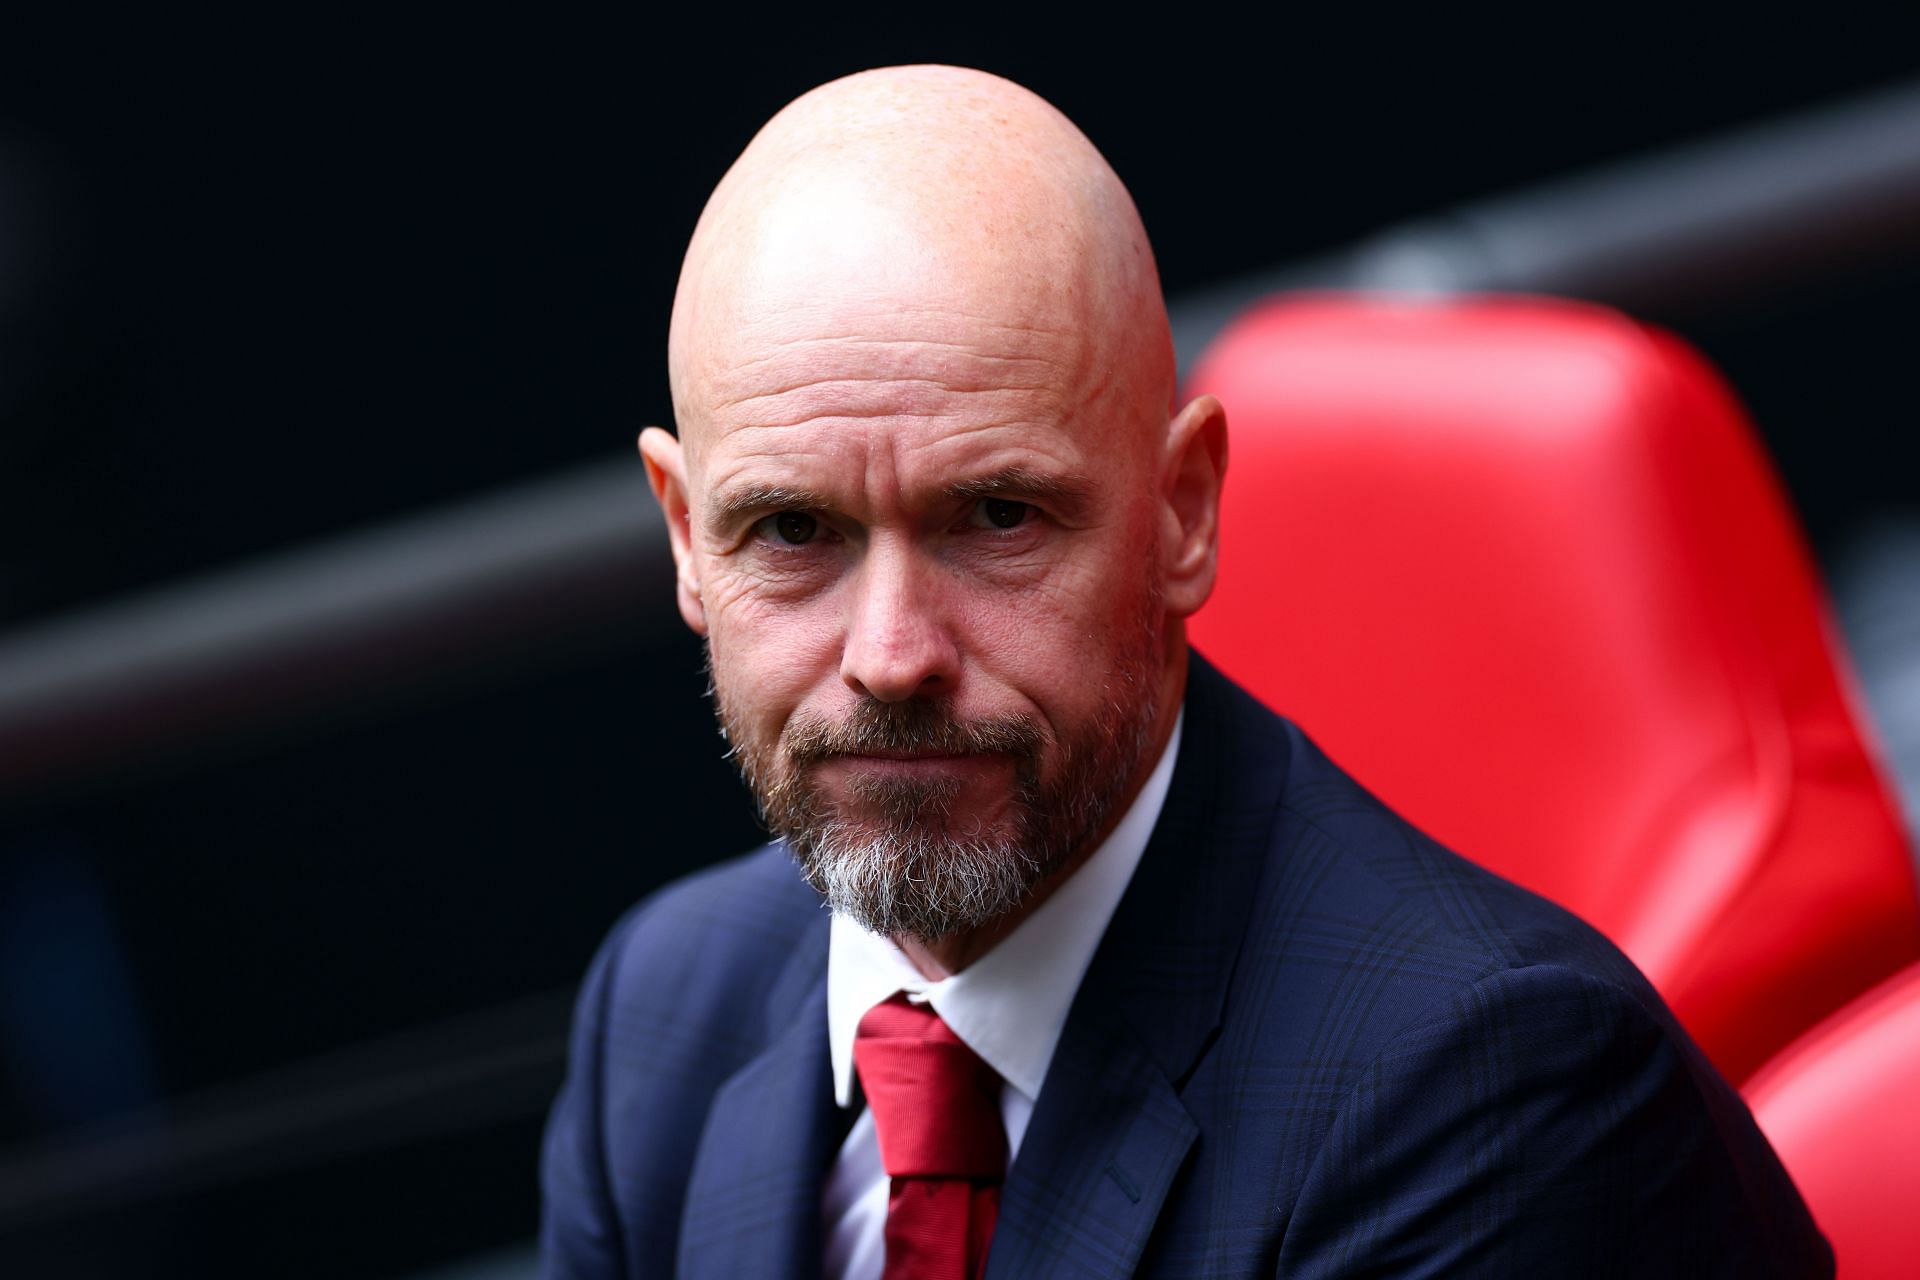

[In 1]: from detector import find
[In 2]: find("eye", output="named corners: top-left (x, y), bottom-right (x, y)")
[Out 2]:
top-left (969, 498), bottom-right (1033, 530)
top-left (756, 510), bottom-right (821, 545)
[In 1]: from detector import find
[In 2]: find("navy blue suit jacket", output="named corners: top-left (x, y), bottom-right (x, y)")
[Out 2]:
top-left (540, 654), bottom-right (1831, 1277)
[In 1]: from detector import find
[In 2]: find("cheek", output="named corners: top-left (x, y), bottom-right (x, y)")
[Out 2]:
top-left (955, 512), bottom-right (1162, 718)
top-left (706, 582), bottom-right (846, 734)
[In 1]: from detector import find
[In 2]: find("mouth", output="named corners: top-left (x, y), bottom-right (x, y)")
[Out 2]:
top-left (829, 751), bottom-right (987, 772)
top-left (812, 750), bottom-right (1011, 784)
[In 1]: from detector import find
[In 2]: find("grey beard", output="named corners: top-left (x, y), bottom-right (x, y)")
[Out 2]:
top-left (707, 579), bottom-right (1164, 943)
top-left (798, 811), bottom-right (1048, 941)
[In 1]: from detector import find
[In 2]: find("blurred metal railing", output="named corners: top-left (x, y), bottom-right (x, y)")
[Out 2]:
top-left (1170, 77), bottom-right (1920, 373)
top-left (0, 464), bottom-right (675, 801)
top-left (0, 991), bottom-right (571, 1230)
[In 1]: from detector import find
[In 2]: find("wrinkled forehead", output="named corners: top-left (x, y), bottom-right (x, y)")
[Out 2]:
top-left (725, 247), bottom-right (1083, 413)
top-left (674, 181), bottom-right (1146, 471)
top-left (709, 307), bottom-right (1076, 433)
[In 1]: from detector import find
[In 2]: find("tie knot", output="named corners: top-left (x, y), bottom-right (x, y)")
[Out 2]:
top-left (853, 995), bottom-right (1008, 1180)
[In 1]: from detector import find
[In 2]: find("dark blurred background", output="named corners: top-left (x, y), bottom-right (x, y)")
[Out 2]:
top-left (1, 15), bottom-right (1916, 1278)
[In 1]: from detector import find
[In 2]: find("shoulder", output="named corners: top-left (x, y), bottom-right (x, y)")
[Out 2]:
top-left (1239, 715), bottom-right (1702, 1075)
top-left (1189, 658), bottom-right (1709, 1109)
top-left (1185, 654), bottom-right (1657, 1019)
top-left (599, 840), bottom-right (822, 974)
top-left (1185, 671), bottom-right (1828, 1271)
top-left (1275, 951), bottom-right (1830, 1275)
top-left (1275, 718), bottom-right (1654, 989)
top-left (540, 845), bottom-right (828, 1269)
top-left (581, 842), bottom-right (828, 1055)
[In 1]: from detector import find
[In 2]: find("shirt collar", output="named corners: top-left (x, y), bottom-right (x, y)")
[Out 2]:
top-left (827, 710), bottom-right (1183, 1108)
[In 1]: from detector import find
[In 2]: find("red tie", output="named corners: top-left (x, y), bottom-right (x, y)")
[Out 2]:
top-left (852, 995), bottom-right (1008, 1280)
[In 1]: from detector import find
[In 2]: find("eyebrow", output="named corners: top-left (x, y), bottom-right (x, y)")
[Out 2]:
top-left (704, 465), bottom-right (1096, 536)
top-left (941, 466), bottom-right (1095, 515)
top-left (706, 483), bottom-right (830, 535)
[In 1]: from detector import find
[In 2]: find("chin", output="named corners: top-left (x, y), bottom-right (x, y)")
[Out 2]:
top-left (787, 816), bottom-right (1052, 940)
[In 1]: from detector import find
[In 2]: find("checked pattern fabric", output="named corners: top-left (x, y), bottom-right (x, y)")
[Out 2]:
top-left (852, 995), bottom-right (1007, 1280)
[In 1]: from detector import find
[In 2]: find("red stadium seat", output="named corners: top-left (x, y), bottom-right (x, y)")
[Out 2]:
top-left (1746, 961), bottom-right (1920, 1279)
top-left (1185, 293), bottom-right (1920, 1083)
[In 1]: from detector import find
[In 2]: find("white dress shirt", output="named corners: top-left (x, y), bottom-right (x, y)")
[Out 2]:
top-left (821, 712), bottom-right (1184, 1280)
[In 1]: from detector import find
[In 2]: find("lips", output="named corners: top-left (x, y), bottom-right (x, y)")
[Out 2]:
top-left (830, 752), bottom-right (988, 773)
top-left (819, 751), bottom-right (1007, 777)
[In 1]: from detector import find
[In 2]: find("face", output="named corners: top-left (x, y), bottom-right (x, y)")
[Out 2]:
top-left (657, 290), bottom-right (1175, 941)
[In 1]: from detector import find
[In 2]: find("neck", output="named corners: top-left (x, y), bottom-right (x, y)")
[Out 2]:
top-left (894, 644), bottom-right (1189, 980)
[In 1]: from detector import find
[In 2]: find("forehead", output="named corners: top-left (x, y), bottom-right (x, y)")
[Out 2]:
top-left (707, 292), bottom-right (1079, 423)
top-left (687, 288), bottom-right (1127, 508)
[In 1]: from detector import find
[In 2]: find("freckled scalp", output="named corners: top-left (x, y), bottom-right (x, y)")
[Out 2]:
top-left (667, 66), bottom-right (1175, 464)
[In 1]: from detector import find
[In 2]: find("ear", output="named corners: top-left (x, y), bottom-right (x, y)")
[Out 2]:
top-left (1157, 394), bottom-right (1229, 618)
top-left (639, 426), bottom-right (708, 636)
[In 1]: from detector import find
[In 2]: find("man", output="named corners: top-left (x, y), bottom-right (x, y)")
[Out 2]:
top-left (541, 65), bottom-right (1830, 1278)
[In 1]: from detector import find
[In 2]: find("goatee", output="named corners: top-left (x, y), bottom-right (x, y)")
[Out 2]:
top-left (707, 588), bottom-right (1164, 942)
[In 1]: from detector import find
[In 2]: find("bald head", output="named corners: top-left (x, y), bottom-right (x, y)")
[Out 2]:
top-left (667, 65), bottom-right (1174, 456)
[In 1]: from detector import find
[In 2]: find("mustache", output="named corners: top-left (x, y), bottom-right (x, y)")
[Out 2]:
top-left (783, 699), bottom-right (1045, 764)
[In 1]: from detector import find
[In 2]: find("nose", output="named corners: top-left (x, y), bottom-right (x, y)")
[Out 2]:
top-left (840, 538), bottom-right (960, 702)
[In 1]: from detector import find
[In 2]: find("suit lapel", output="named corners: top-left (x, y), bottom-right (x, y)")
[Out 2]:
top-left (988, 654), bottom-right (1288, 1278)
top-left (676, 913), bottom-right (846, 1280)
top-left (986, 1009), bottom-right (1200, 1279)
